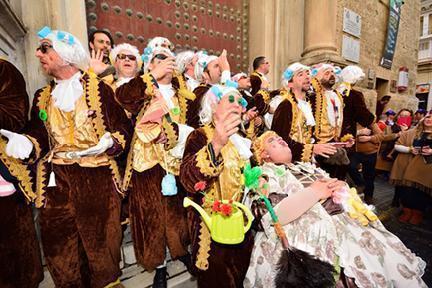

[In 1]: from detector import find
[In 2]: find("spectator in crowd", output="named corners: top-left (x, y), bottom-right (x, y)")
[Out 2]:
top-left (376, 95), bottom-right (391, 119)
top-left (390, 112), bottom-right (432, 225)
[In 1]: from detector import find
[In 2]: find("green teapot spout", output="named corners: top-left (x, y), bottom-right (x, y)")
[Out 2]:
top-left (183, 197), bottom-right (212, 230)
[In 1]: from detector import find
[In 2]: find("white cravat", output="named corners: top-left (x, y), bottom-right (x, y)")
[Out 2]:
top-left (116, 77), bottom-right (134, 88)
top-left (185, 75), bottom-right (200, 91)
top-left (158, 83), bottom-right (176, 109)
top-left (52, 71), bottom-right (83, 112)
top-left (229, 133), bottom-right (252, 160)
top-left (324, 90), bottom-right (342, 127)
top-left (297, 99), bottom-right (316, 126)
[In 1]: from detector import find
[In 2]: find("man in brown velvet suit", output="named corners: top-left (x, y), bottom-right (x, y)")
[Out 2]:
top-left (116, 37), bottom-right (193, 288)
top-left (188, 50), bottom-right (232, 128)
top-left (0, 59), bottom-right (43, 288)
top-left (272, 62), bottom-right (337, 162)
top-left (250, 56), bottom-right (270, 96)
top-left (1, 27), bottom-right (131, 288)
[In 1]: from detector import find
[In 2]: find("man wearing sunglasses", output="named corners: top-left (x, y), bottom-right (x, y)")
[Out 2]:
top-left (1, 27), bottom-right (131, 288)
top-left (109, 43), bottom-right (142, 90)
top-left (116, 39), bottom-right (194, 288)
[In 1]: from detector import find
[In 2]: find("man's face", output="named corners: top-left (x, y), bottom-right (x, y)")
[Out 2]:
top-left (35, 40), bottom-right (66, 76)
top-left (204, 59), bottom-right (221, 84)
top-left (387, 114), bottom-right (395, 121)
top-left (259, 58), bottom-right (270, 74)
top-left (262, 134), bottom-right (292, 164)
top-left (114, 49), bottom-right (138, 78)
top-left (291, 70), bottom-right (311, 92)
top-left (90, 32), bottom-right (112, 57)
top-left (237, 76), bottom-right (251, 90)
top-left (214, 91), bottom-right (244, 119)
top-left (185, 54), bottom-right (198, 76)
top-left (319, 69), bottom-right (336, 88)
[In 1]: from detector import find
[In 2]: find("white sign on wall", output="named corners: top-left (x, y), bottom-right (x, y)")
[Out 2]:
top-left (343, 8), bottom-right (361, 38)
top-left (342, 35), bottom-right (360, 63)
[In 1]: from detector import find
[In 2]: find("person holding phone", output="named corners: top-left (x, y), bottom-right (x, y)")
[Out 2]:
top-left (390, 113), bottom-right (432, 225)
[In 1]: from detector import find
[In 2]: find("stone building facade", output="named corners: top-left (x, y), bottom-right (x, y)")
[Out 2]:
top-left (416, 0), bottom-right (432, 111)
top-left (1, 0), bottom-right (421, 113)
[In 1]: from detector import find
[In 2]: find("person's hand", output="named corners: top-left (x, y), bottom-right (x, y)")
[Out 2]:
top-left (400, 124), bottom-right (409, 131)
top-left (243, 107), bottom-right (258, 123)
top-left (90, 49), bottom-right (109, 75)
top-left (421, 146), bottom-right (432, 156)
top-left (357, 128), bottom-right (371, 136)
top-left (411, 147), bottom-right (420, 155)
top-left (76, 132), bottom-right (114, 157)
top-left (313, 143), bottom-right (337, 158)
top-left (345, 138), bottom-right (355, 148)
top-left (218, 49), bottom-right (230, 72)
top-left (309, 178), bottom-right (339, 200)
top-left (212, 106), bottom-right (242, 155)
top-left (254, 116), bottom-right (263, 127)
top-left (258, 177), bottom-right (269, 196)
top-left (358, 136), bottom-right (372, 143)
top-left (150, 57), bottom-right (176, 80)
top-left (0, 129), bottom-right (33, 160)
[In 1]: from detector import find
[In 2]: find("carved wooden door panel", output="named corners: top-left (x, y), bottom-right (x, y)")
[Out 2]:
top-left (86, 0), bottom-right (249, 72)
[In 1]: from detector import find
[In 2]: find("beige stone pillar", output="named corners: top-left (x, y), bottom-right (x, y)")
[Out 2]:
top-left (301, 0), bottom-right (345, 65)
top-left (248, 0), bottom-right (304, 89)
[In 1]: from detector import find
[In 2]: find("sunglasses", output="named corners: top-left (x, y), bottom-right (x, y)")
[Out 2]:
top-left (36, 43), bottom-right (53, 54)
top-left (117, 53), bottom-right (137, 61)
top-left (153, 53), bottom-right (168, 60)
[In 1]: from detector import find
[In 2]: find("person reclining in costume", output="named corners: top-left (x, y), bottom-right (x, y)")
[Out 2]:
top-left (244, 131), bottom-right (427, 288)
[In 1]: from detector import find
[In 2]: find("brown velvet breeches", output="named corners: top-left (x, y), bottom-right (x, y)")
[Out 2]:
top-left (129, 164), bottom-right (189, 271)
top-left (187, 206), bottom-right (254, 288)
top-left (39, 164), bottom-right (122, 288)
top-left (0, 193), bottom-right (43, 288)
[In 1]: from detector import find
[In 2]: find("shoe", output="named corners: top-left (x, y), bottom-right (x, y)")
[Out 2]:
top-left (409, 210), bottom-right (423, 225)
top-left (398, 208), bottom-right (412, 223)
top-left (152, 267), bottom-right (168, 288)
top-left (364, 195), bottom-right (374, 205)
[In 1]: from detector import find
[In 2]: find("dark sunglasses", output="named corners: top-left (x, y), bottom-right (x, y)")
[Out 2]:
top-left (116, 53), bottom-right (137, 61)
top-left (36, 43), bottom-right (53, 54)
top-left (153, 53), bottom-right (168, 60)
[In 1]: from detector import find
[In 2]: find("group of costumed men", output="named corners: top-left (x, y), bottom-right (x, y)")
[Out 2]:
top-left (0, 27), bottom-right (427, 288)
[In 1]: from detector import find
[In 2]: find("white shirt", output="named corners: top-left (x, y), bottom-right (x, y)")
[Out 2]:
top-left (52, 71), bottom-right (83, 112)
top-left (324, 90), bottom-right (342, 127)
top-left (297, 99), bottom-right (316, 126)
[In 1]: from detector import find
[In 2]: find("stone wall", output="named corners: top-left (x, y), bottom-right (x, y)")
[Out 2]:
top-left (335, 0), bottom-right (420, 112)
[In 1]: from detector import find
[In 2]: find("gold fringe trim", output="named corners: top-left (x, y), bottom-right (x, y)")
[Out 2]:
top-left (195, 221), bottom-right (212, 270)
top-left (195, 146), bottom-right (222, 177)
top-left (34, 85), bottom-right (52, 207)
top-left (111, 131), bottom-right (126, 150)
top-left (141, 73), bottom-right (155, 97)
top-left (122, 99), bottom-right (151, 191)
top-left (86, 72), bottom-right (123, 196)
top-left (175, 73), bottom-right (195, 124)
top-left (0, 138), bottom-right (36, 203)
top-left (161, 118), bottom-right (178, 150)
top-left (258, 89), bottom-right (270, 103)
top-left (301, 144), bottom-right (314, 162)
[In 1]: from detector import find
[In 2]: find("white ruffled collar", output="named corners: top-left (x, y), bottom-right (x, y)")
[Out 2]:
top-left (52, 71), bottom-right (83, 112)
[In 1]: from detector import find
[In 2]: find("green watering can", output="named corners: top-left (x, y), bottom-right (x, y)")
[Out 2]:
top-left (183, 197), bottom-right (254, 245)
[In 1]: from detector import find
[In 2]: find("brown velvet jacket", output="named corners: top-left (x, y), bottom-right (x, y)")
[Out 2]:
top-left (25, 71), bottom-right (131, 206)
top-left (341, 88), bottom-right (375, 138)
top-left (271, 91), bottom-right (314, 162)
top-left (0, 59), bottom-right (36, 202)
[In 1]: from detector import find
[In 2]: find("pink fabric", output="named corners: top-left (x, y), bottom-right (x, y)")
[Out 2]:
top-left (0, 174), bottom-right (16, 197)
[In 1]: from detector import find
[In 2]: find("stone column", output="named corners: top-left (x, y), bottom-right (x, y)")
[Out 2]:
top-left (301, 0), bottom-right (345, 65)
top-left (248, 0), bottom-right (304, 89)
